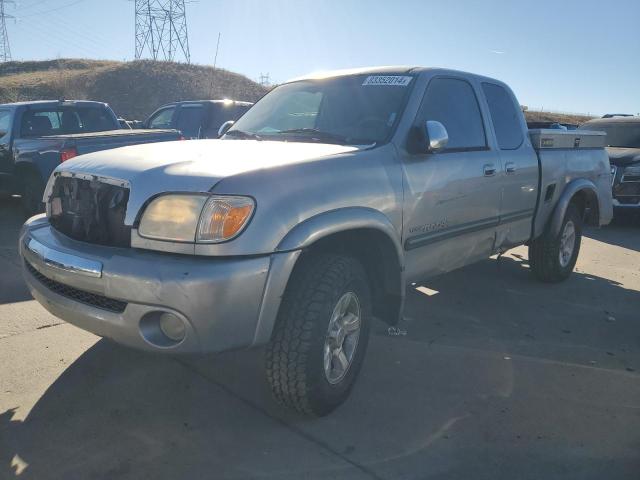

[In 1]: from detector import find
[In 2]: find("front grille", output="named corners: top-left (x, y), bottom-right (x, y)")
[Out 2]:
top-left (26, 261), bottom-right (127, 313)
top-left (614, 182), bottom-right (640, 197)
top-left (49, 176), bottom-right (131, 247)
top-left (618, 197), bottom-right (640, 205)
top-left (622, 174), bottom-right (640, 182)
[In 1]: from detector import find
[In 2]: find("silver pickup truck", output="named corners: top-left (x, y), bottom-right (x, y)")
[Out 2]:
top-left (20, 67), bottom-right (613, 416)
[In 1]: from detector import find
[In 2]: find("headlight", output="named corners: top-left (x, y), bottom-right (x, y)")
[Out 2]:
top-left (138, 194), bottom-right (254, 243)
top-left (139, 194), bottom-right (207, 242)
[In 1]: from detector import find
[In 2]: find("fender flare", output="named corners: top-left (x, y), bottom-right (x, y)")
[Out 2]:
top-left (548, 179), bottom-right (599, 237)
top-left (276, 207), bottom-right (404, 263)
top-left (275, 207), bottom-right (406, 325)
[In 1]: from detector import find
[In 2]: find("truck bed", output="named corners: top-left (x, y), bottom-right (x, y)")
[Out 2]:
top-left (529, 129), bottom-right (610, 237)
top-left (43, 128), bottom-right (178, 139)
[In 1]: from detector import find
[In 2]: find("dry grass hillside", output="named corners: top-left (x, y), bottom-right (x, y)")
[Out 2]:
top-left (0, 59), bottom-right (593, 124)
top-left (523, 110), bottom-right (593, 125)
top-left (0, 58), bottom-right (267, 120)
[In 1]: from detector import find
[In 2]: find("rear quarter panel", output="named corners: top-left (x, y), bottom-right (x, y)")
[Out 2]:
top-left (13, 136), bottom-right (66, 181)
top-left (533, 146), bottom-right (612, 237)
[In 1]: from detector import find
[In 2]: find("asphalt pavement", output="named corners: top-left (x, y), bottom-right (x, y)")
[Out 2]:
top-left (0, 196), bottom-right (639, 480)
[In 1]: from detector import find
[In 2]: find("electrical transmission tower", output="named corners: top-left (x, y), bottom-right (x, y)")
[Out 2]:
top-left (0, 0), bottom-right (14, 62)
top-left (135, 0), bottom-right (190, 63)
top-left (259, 73), bottom-right (271, 87)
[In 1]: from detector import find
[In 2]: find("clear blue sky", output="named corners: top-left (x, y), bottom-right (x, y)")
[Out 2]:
top-left (6, 0), bottom-right (640, 115)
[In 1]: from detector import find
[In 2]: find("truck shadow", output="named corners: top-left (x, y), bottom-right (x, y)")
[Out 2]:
top-left (2, 254), bottom-right (639, 479)
top-left (583, 224), bottom-right (640, 253)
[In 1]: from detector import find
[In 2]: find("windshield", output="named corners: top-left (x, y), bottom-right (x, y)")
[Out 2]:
top-left (227, 74), bottom-right (415, 145)
top-left (580, 122), bottom-right (640, 148)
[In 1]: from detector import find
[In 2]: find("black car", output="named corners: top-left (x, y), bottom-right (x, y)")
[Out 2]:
top-left (580, 116), bottom-right (640, 212)
top-left (144, 100), bottom-right (253, 139)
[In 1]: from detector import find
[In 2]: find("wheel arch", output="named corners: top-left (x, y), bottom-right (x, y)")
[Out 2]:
top-left (548, 179), bottom-right (600, 238)
top-left (276, 208), bottom-right (405, 326)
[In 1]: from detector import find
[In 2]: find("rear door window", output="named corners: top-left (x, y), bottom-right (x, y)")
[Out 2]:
top-left (176, 105), bottom-right (205, 138)
top-left (20, 107), bottom-right (115, 137)
top-left (482, 83), bottom-right (524, 150)
top-left (77, 108), bottom-right (114, 132)
top-left (418, 78), bottom-right (486, 150)
top-left (148, 107), bottom-right (176, 129)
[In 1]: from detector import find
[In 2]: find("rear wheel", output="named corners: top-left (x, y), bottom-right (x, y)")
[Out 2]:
top-left (21, 171), bottom-right (45, 216)
top-left (265, 253), bottom-right (371, 416)
top-left (529, 204), bottom-right (582, 282)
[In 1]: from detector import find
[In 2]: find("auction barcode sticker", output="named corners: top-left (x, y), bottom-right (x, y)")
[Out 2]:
top-left (362, 75), bottom-right (413, 86)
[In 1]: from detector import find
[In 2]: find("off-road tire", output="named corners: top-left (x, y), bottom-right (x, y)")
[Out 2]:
top-left (265, 253), bottom-right (371, 416)
top-left (21, 171), bottom-right (45, 216)
top-left (529, 204), bottom-right (582, 283)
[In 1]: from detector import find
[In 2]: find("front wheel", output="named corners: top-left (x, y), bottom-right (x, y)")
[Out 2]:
top-left (265, 253), bottom-right (371, 416)
top-left (529, 204), bottom-right (582, 282)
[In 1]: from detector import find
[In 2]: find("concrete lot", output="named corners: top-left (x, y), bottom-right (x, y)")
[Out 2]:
top-left (0, 196), bottom-right (638, 480)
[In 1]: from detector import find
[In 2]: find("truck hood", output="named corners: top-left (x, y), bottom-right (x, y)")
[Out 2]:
top-left (53, 139), bottom-right (359, 225)
top-left (606, 147), bottom-right (640, 166)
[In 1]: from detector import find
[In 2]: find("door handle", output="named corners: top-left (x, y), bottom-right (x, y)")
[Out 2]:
top-left (483, 164), bottom-right (496, 177)
top-left (505, 162), bottom-right (516, 174)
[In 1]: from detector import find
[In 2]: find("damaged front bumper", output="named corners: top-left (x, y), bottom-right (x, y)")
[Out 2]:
top-left (20, 215), bottom-right (300, 354)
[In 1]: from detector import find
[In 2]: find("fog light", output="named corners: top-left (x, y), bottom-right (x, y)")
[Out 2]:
top-left (159, 312), bottom-right (186, 342)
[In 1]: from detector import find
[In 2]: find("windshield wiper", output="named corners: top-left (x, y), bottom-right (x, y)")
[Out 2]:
top-left (276, 128), bottom-right (352, 144)
top-left (224, 129), bottom-right (262, 140)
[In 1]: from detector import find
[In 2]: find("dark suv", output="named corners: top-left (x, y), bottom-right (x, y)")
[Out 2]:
top-left (144, 100), bottom-right (253, 139)
top-left (580, 116), bottom-right (640, 212)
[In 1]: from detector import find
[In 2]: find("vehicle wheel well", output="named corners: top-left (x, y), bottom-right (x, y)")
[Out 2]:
top-left (294, 229), bottom-right (403, 325)
top-left (570, 189), bottom-right (599, 226)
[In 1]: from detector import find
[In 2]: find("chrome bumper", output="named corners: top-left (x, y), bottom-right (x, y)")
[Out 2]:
top-left (20, 215), bottom-right (300, 354)
top-left (23, 236), bottom-right (103, 278)
top-left (612, 199), bottom-right (640, 208)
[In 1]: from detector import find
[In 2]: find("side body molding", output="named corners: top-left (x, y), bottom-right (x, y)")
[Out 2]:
top-left (547, 179), bottom-right (600, 238)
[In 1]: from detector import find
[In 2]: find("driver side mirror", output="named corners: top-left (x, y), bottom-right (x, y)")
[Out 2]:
top-left (218, 120), bottom-right (235, 138)
top-left (407, 120), bottom-right (449, 154)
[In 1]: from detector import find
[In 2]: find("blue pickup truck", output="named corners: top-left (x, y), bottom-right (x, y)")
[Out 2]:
top-left (0, 100), bottom-right (181, 214)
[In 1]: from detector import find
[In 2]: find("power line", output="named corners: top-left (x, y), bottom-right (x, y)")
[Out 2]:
top-left (13, 0), bottom-right (51, 12)
top-left (20, 15), bottom-right (102, 57)
top-left (135, 0), bottom-right (190, 63)
top-left (16, 0), bottom-right (86, 18)
top-left (0, 0), bottom-right (14, 62)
